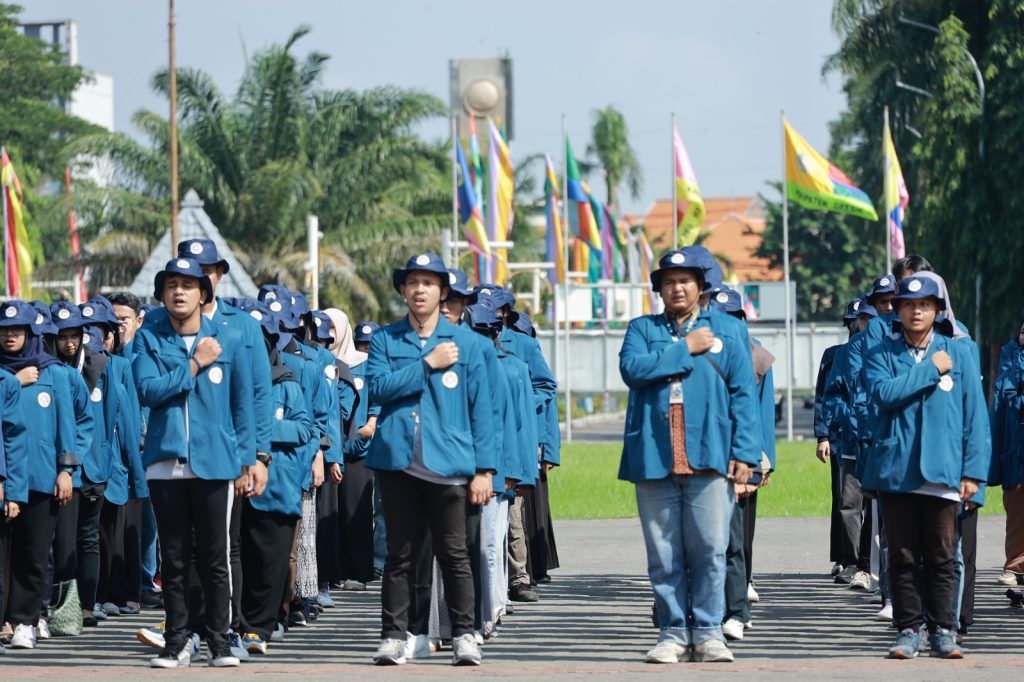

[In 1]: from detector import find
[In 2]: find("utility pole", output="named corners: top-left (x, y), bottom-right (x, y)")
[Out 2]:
top-left (168, 0), bottom-right (179, 255)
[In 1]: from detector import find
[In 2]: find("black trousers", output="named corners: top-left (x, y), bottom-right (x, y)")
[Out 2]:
top-left (829, 451), bottom-right (842, 563)
top-left (75, 486), bottom-right (105, 609)
top-left (839, 459), bottom-right (865, 569)
top-left (123, 500), bottom-right (144, 603)
top-left (150, 479), bottom-right (231, 652)
top-left (9, 492), bottom-right (60, 626)
top-left (229, 493), bottom-right (242, 631)
top-left (378, 470), bottom-right (474, 640)
top-left (316, 480), bottom-right (343, 584)
top-left (409, 523), bottom-right (433, 636)
top-left (240, 501), bottom-right (296, 641)
top-left (523, 473), bottom-right (559, 580)
top-left (338, 459), bottom-right (375, 583)
top-left (880, 492), bottom-right (958, 633)
top-left (743, 489), bottom-right (758, 585)
top-left (724, 495), bottom-right (749, 623)
top-left (98, 501), bottom-right (125, 606)
top-left (958, 507), bottom-right (978, 630)
top-left (51, 491), bottom-right (79, 585)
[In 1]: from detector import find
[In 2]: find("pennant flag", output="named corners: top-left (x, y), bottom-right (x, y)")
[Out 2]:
top-left (673, 126), bottom-right (706, 247)
top-left (565, 136), bottom-right (602, 254)
top-left (882, 118), bottom-right (909, 260)
top-left (784, 119), bottom-right (878, 221)
top-left (543, 154), bottom-right (565, 287)
top-left (638, 227), bottom-right (656, 315)
top-left (1, 149), bottom-right (32, 298)
top-left (487, 118), bottom-right (514, 285)
top-left (456, 143), bottom-right (491, 262)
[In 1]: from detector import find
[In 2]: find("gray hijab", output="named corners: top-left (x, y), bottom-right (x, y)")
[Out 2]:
top-left (915, 271), bottom-right (969, 340)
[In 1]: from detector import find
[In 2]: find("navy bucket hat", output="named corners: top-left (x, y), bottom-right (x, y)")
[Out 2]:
top-left (154, 258), bottom-right (214, 304)
top-left (392, 253), bottom-right (449, 293)
top-left (178, 238), bottom-right (230, 273)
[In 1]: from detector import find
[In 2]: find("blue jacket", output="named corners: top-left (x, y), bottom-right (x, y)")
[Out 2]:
top-left (251, 378), bottom-right (315, 518)
top-left (366, 316), bottom-right (496, 476)
top-left (102, 355), bottom-right (147, 504)
top-left (862, 331), bottom-right (990, 493)
top-left (990, 345), bottom-right (1024, 490)
top-left (342, 362), bottom-right (377, 461)
top-left (19, 365), bottom-right (80, 497)
top-left (814, 345), bottom-right (840, 442)
top-left (279, 347), bottom-right (323, 491)
top-left (306, 344), bottom-right (342, 467)
top-left (0, 371), bottom-right (28, 503)
top-left (499, 328), bottom-right (558, 465)
top-left (823, 340), bottom-right (859, 458)
top-left (999, 339), bottom-right (1019, 377)
top-left (618, 310), bottom-right (760, 482)
top-left (132, 314), bottom-right (255, 480)
top-left (145, 301), bottom-right (273, 456)
top-left (752, 340), bottom-right (777, 470)
top-left (498, 351), bottom-right (538, 488)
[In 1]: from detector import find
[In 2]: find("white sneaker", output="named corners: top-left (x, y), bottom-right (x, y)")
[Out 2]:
top-left (849, 571), bottom-right (872, 590)
top-left (747, 583), bottom-right (759, 603)
top-left (693, 638), bottom-right (734, 662)
top-left (373, 638), bottom-right (407, 665)
top-left (10, 623), bottom-right (37, 649)
top-left (830, 562), bottom-right (843, 577)
top-left (997, 571), bottom-right (1018, 586)
top-left (36, 618), bottom-right (50, 640)
top-left (876, 603), bottom-right (893, 622)
top-left (404, 632), bottom-right (433, 659)
top-left (270, 622), bottom-right (285, 642)
top-left (451, 632), bottom-right (482, 666)
top-left (722, 619), bottom-right (745, 641)
top-left (645, 640), bottom-right (687, 664)
top-left (474, 631), bottom-right (484, 645)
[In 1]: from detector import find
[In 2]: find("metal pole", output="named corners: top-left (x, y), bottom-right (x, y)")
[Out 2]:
top-left (450, 116), bottom-right (459, 267)
top-left (671, 112), bottom-right (678, 249)
top-left (781, 111), bottom-right (794, 442)
top-left (307, 214), bottom-right (319, 310)
top-left (562, 114), bottom-right (572, 442)
top-left (883, 106), bottom-right (892, 275)
top-left (168, 0), bottom-right (179, 255)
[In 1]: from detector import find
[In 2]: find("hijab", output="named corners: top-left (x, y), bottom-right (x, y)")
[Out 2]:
top-left (265, 337), bottom-right (295, 385)
top-left (0, 328), bottom-right (63, 375)
top-left (913, 271), bottom-right (968, 340)
top-left (324, 308), bottom-right (367, 368)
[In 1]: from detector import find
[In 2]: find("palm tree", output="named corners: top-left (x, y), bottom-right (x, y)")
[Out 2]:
top-left (61, 25), bottom-right (450, 321)
top-left (587, 105), bottom-right (643, 214)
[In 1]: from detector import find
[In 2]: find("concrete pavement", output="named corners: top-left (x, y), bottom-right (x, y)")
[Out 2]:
top-left (4, 516), bottom-right (1024, 679)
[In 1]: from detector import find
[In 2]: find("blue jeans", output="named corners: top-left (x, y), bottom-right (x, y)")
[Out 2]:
top-left (140, 498), bottom-right (159, 590)
top-left (636, 474), bottom-right (733, 645)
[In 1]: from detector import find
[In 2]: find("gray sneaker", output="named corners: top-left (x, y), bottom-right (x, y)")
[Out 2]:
top-left (693, 639), bottom-right (734, 662)
top-left (373, 638), bottom-right (407, 665)
top-left (645, 640), bottom-right (688, 663)
top-left (451, 632), bottom-right (482, 666)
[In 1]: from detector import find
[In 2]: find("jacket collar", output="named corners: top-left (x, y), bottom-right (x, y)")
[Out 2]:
top-left (394, 314), bottom-right (457, 354)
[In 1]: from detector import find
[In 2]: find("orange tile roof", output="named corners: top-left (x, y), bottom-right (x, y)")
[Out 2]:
top-left (622, 197), bottom-right (782, 283)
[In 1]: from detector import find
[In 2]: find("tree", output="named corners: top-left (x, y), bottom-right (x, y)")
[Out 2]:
top-left (587, 106), bottom-right (642, 213)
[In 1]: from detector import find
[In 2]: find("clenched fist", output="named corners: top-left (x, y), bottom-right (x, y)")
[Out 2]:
top-left (425, 342), bottom-right (459, 370)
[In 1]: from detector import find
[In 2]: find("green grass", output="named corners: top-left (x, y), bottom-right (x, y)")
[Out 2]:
top-left (550, 441), bottom-right (1005, 520)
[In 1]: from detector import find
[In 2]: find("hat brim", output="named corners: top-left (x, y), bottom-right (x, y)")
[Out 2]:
top-left (893, 292), bottom-right (947, 311)
top-left (650, 265), bottom-right (708, 293)
top-left (392, 266), bottom-right (450, 293)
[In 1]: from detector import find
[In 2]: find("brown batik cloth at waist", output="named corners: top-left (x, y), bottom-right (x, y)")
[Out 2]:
top-left (669, 402), bottom-right (694, 475)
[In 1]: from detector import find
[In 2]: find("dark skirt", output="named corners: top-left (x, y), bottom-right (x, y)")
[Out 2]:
top-left (315, 481), bottom-right (342, 584)
top-left (338, 459), bottom-right (375, 583)
top-left (522, 472), bottom-right (559, 581)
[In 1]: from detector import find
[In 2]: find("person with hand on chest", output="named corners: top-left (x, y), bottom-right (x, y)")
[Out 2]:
top-left (131, 258), bottom-right (254, 669)
top-left (367, 253), bottom-right (494, 667)
top-left (862, 275), bottom-right (989, 660)
top-left (619, 246), bottom-right (760, 665)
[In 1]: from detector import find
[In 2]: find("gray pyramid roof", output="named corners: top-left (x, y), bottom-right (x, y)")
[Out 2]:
top-left (129, 189), bottom-right (258, 301)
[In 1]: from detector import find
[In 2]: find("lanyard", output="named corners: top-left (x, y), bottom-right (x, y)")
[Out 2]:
top-left (903, 331), bottom-right (933, 363)
top-left (665, 310), bottom-right (699, 343)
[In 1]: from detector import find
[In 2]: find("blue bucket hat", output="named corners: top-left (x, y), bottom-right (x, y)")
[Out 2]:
top-left (354, 321), bottom-right (380, 344)
top-left (471, 283), bottom-right (515, 310)
top-left (893, 275), bottom-right (947, 310)
top-left (445, 269), bottom-right (475, 299)
top-left (0, 300), bottom-right (42, 329)
top-left (258, 285), bottom-right (302, 329)
top-left (866, 274), bottom-right (896, 303)
top-left (392, 253), bottom-right (449, 293)
top-left (50, 301), bottom-right (85, 331)
top-left (178, 238), bottom-right (229, 273)
top-left (509, 310), bottom-right (536, 338)
top-left (240, 300), bottom-right (281, 338)
top-left (307, 310), bottom-right (334, 343)
top-left (290, 292), bottom-right (310, 317)
top-left (843, 298), bottom-right (862, 321)
top-left (81, 296), bottom-right (119, 329)
top-left (154, 258), bottom-right (214, 304)
top-left (466, 303), bottom-right (503, 332)
top-left (709, 288), bottom-right (744, 317)
top-left (257, 284), bottom-right (290, 304)
top-left (650, 246), bottom-right (714, 293)
top-left (29, 301), bottom-right (57, 336)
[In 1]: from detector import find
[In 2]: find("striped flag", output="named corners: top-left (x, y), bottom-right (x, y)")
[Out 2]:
top-left (673, 126), bottom-right (706, 246)
top-left (2, 149), bottom-right (32, 298)
top-left (543, 154), bottom-right (565, 287)
top-left (882, 117), bottom-right (909, 259)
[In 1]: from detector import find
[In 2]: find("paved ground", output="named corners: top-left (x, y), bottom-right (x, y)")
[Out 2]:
top-left (4, 516), bottom-right (1023, 679)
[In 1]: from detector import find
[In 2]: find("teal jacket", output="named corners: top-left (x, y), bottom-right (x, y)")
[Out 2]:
top-left (366, 317), bottom-right (496, 477)
top-left (132, 314), bottom-right (255, 480)
top-left (0, 371), bottom-right (28, 503)
top-left (498, 350), bottom-right (538, 488)
top-left (862, 331), bottom-right (990, 494)
top-left (499, 328), bottom-right (558, 465)
top-left (618, 309), bottom-right (760, 483)
top-left (990, 345), bottom-right (1024, 491)
top-left (251, 378), bottom-right (315, 518)
top-left (19, 365), bottom-right (81, 497)
top-left (280, 345), bottom-right (327, 491)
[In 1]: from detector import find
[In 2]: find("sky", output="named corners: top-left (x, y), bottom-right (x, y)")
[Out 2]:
top-left (26, 0), bottom-right (847, 217)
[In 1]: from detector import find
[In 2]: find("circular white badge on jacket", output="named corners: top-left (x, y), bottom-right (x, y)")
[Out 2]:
top-left (90, 387), bottom-right (103, 403)
top-left (908, 279), bottom-right (922, 292)
top-left (710, 337), bottom-right (724, 354)
top-left (324, 364), bottom-right (336, 381)
top-left (442, 370), bottom-right (459, 389)
top-left (82, 305), bottom-right (94, 318)
top-left (354, 377), bottom-right (364, 391)
top-left (208, 366), bottom-right (224, 384)
top-left (189, 242), bottom-right (204, 254)
top-left (716, 292), bottom-right (729, 304)
top-left (37, 392), bottom-right (51, 408)
top-left (57, 308), bottom-right (70, 320)
top-left (275, 407), bottom-right (285, 420)
top-left (415, 254), bottom-right (431, 266)
top-left (670, 253), bottom-right (685, 264)
top-left (938, 375), bottom-right (954, 392)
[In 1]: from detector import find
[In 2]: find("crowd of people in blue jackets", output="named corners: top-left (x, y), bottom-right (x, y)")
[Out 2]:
top-left (813, 254), bottom-right (995, 660)
top-left (0, 240), bottom-right (561, 668)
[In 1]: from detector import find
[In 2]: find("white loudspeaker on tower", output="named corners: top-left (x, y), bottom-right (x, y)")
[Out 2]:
top-left (449, 57), bottom-right (514, 144)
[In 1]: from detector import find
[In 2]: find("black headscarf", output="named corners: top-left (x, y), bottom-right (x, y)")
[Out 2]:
top-left (266, 337), bottom-right (295, 385)
top-left (0, 329), bottom-right (64, 375)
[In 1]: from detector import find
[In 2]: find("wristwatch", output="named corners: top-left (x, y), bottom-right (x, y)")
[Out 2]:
top-left (256, 453), bottom-right (273, 467)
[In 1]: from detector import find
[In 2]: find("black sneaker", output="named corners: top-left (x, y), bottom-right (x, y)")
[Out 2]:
top-left (149, 643), bottom-right (191, 668)
top-left (83, 616), bottom-right (99, 627)
top-left (537, 574), bottom-right (552, 584)
top-left (509, 584), bottom-right (540, 603)
top-left (372, 567), bottom-right (384, 581)
top-left (208, 644), bottom-right (240, 668)
top-left (141, 590), bottom-right (163, 610)
top-left (288, 608), bottom-right (307, 628)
